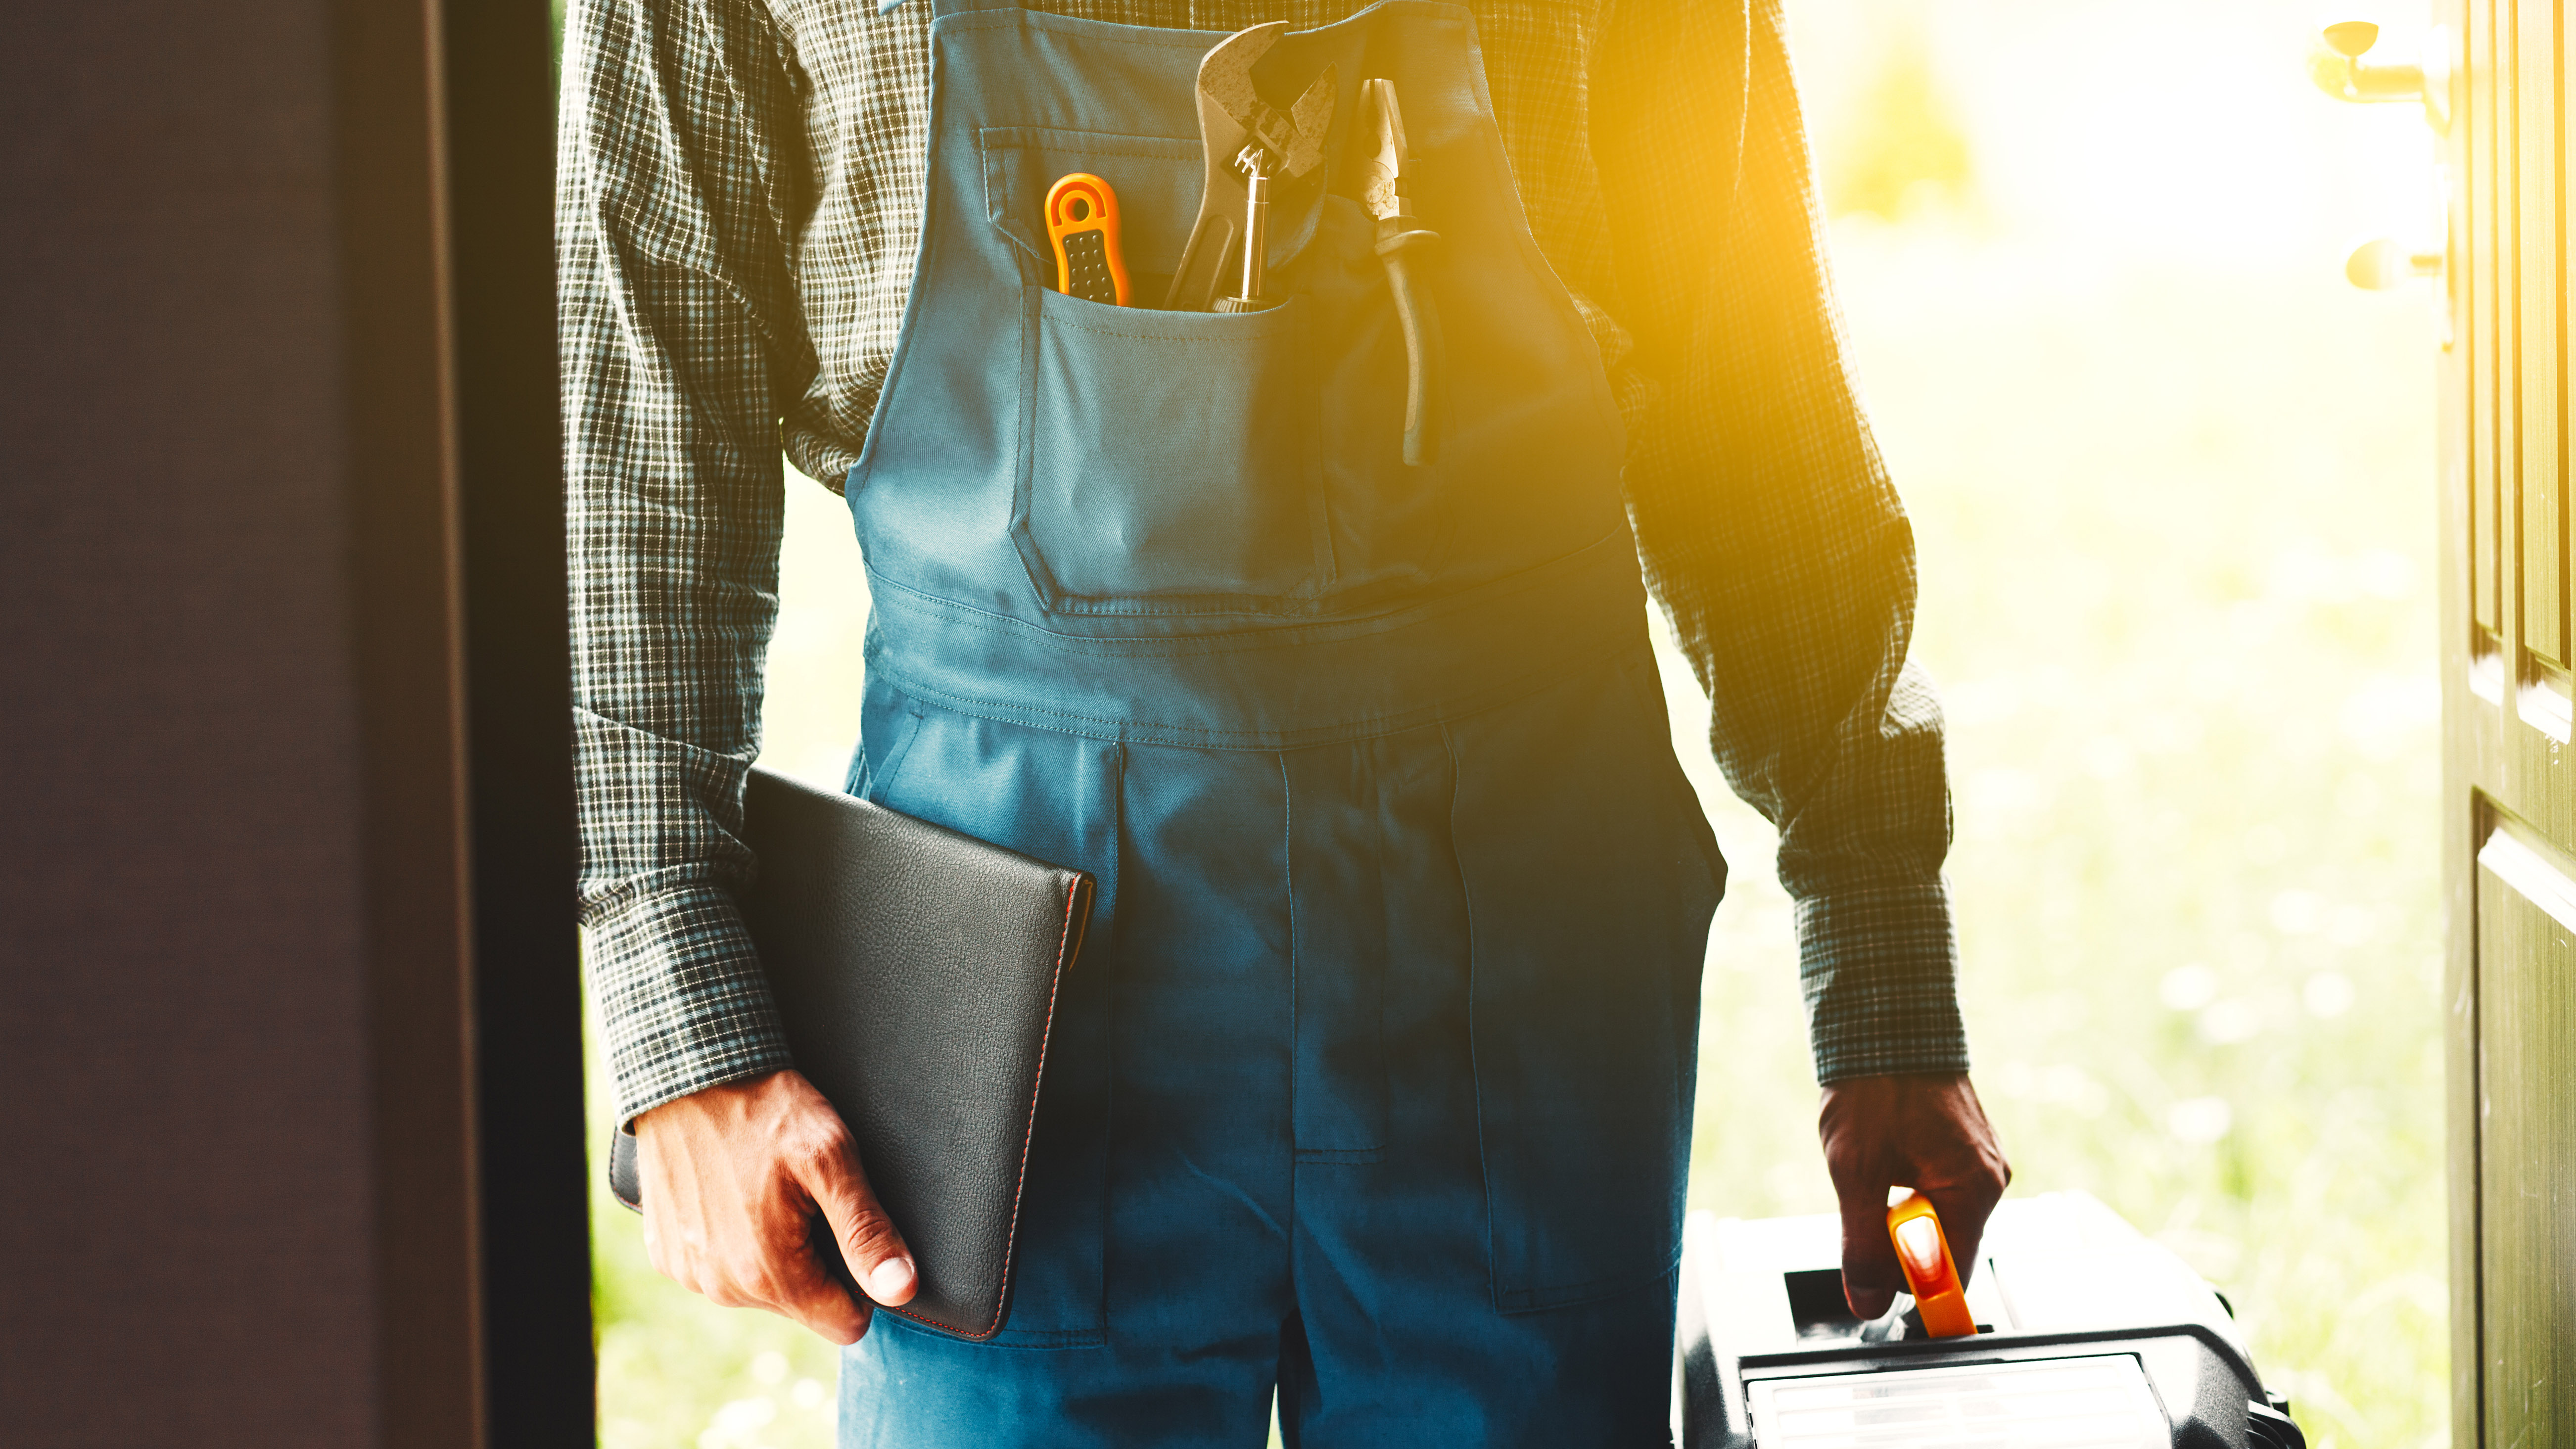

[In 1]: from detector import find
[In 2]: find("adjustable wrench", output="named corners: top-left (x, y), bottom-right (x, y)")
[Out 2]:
top-left (1167, 22), bottom-right (1336, 312)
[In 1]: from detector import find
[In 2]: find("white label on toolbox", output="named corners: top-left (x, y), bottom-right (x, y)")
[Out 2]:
top-left (1747, 1354), bottom-right (2168, 1449)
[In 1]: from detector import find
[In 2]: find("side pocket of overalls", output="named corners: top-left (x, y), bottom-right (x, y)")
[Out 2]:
top-left (1448, 645), bottom-right (1725, 1312)
top-left (849, 678), bottom-right (926, 803)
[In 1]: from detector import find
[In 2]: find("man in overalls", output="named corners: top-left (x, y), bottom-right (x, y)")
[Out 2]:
top-left (563, 0), bottom-right (2010, 1442)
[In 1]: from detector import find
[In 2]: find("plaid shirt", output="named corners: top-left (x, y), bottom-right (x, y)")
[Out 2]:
top-left (562, 0), bottom-right (1968, 1126)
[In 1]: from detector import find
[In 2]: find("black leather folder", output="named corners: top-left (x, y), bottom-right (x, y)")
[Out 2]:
top-left (609, 765), bottom-right (1096, 1341)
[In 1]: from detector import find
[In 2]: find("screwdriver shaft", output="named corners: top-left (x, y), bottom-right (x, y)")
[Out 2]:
top-left (1237, 147), bottom-right (1272, 302)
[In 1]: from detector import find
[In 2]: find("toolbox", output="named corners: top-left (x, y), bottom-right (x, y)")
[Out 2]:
top-left (1673, 1192), bottom-right (2307, 1449)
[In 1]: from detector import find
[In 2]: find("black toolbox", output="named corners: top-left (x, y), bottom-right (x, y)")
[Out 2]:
top-left (1673, 1191), bottom-right (2306, 1448)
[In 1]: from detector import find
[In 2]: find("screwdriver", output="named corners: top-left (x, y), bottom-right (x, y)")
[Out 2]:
top-left (1214, 145), bottom-right (1277, 313)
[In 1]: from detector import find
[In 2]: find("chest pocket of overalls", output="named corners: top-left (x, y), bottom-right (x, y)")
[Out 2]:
top-left (982, 127), bottom-right (1335, 615)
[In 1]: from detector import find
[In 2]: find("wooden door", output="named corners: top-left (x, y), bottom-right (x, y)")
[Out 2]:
top-left (2440, 1), bottom-right (2576, 1444)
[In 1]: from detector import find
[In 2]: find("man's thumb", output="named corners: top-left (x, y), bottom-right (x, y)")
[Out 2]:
top-left (794, 1141), bottom-right (919, 1307)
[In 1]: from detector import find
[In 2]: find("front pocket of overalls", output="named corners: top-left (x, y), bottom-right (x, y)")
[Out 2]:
top-left (1016, 287), bottom-right (1329, 611)
top-left (1447, 647), bottom-right (1725, 1313)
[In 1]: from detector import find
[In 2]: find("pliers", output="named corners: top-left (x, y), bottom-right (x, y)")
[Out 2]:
top-left (1355, 79), bottom-right (1444, 467)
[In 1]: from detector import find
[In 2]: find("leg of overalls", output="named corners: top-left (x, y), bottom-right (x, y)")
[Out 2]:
top-left (838, 653), bottom-right (1706, 1449)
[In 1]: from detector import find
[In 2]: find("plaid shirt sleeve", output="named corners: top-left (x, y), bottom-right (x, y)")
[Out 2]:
top-left (1594, 0), bottom-right (1969, 1083)
top-left (560, 0), bottom-right (808, 1124)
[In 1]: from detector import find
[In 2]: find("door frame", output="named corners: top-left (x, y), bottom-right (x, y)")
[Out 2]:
top-left (337, 0), bottom-right (595, 1435)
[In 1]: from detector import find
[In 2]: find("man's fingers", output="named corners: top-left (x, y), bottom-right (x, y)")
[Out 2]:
top-left (1939, 1211), bottom-right (1986, 1292)
top-left (794, 1135), bottom-right (919, 1307)
top-left (1837, 1194), bottom-right (1903, 1320)
top-left (760, 1231), bottom-right (874, 1345)
top-left (1818, 1072), bottom-right (2014, 1320)
top-left (1920, 1166), bottom-right (2007, 1290)
top-left (632, 1072), bottom-right (913, 1346)
top-left (1916, 1102), bottom-right (2011, 1290)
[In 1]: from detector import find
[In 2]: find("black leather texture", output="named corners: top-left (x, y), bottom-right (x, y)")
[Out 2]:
top-left (608, 766), bottom-right (1096, 1341)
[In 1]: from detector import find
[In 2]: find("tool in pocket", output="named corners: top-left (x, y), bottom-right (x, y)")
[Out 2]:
top-left (1355, 78), bottom-right (1444, 466)
top-left (1168, 22), bottom-right (1336, 313)
top-left (1046, 173), bottom-right (1131, 306)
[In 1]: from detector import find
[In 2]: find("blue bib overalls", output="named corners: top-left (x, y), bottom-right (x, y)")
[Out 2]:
top-left (835, 1), bottom-right (1725, 1441)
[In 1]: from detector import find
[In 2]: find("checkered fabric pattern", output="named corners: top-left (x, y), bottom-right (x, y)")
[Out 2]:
top-left (562, 0), bottom-right (1969, 1126)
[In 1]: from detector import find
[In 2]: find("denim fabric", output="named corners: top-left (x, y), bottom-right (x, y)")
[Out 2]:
top-left (839, 656), bottom-right (1710, 1445)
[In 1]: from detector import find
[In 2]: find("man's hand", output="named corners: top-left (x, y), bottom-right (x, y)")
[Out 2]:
top-left (1818, 1072), bottom-right (2011, 1320)
top-left (633, 1069), bottom-right (918, 1345)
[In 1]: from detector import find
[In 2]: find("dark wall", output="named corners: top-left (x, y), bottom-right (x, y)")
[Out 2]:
top-left (0, 0), bottom-right (583, 1441)
top-left (0, 0), bottom-right (393, 1440)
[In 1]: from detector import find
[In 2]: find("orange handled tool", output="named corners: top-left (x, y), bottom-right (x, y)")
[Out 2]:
top-left (1046, 173), bottom-right (1130, 306)
top-left (1886, 1193), bottom-right (1978, 1338)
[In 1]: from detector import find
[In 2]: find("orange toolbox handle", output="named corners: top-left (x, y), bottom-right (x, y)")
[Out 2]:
top-left (1886, 1192), bottom-right (1978, 1338)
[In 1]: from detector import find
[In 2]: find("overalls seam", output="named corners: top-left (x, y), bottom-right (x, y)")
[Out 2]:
top-left (861, 530), bottom-right (1630, 651)
top-left (1043, 322), bottom-right (1290, 342)
top-left (938, 10), bottom-right (1222, 48)
top-left (1281, 753), bottom-right (1302, 1159)
top-left (1442, 717), bottom-right (1511, 1306)
top-left (981, 136), bottom-right (1201, 159)
top-left (867, 654), bottom-right (1587, 751)
top-left (980, 124), bottom-right (1198, 142)
top-left (1490, 1248), bottom-right (1687, 1314)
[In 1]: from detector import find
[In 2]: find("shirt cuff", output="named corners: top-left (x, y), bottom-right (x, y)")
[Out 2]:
top-left (584, 880), bottom-right (795, 1126)
top-left (1794, 879), bottom-right (1971, 1083)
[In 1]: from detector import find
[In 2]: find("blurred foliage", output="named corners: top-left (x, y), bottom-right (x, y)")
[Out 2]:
top-left (1674, 242), bottom-right (2445, 1449)
top-left (1824, 23), bottom-right (1976, 222)
top-left (589, 5), bottom-right (2449, 1447)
